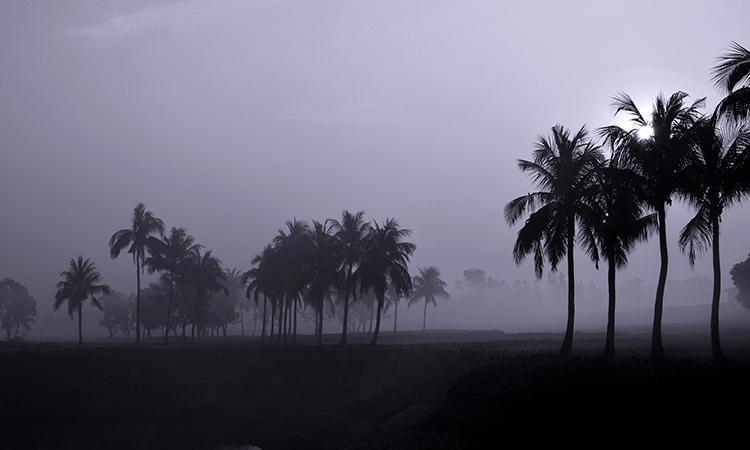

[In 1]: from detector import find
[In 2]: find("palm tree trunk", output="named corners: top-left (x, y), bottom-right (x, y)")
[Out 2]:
top-left (711, 216), bottom-right (726, 364)
top-left (240, 304), bottom-right (245, 336)
top-left (650, 205), bottom-right (668, 360)
top-left (559, 217), bottom-right (575, 356)
top-left (317, 300), bottom-right (324, 346)
top-left (422, 300), bottom-right (428, 332)
top-left (340, 267), bottom-right (352, 345)
top-left (369, 294), bottom-right (384, 345)
top-left (164, 274), bottom-right (174, 346)
top-left (135, 254), bottom-right (141, 346)
top-left (78, 304), bottom-right (83, 348)
top-left (261, 296), bottom-right (268, 346)
top-left (292, 296), bottom-right (298, 346)
top-left (603, 255), bottom-right (617, 360)
top-left (393, 300), bottom-right (398, 334)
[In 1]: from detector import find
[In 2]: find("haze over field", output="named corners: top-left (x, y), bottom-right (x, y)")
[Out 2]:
top-left (2, 0), bottom-right (749, 335)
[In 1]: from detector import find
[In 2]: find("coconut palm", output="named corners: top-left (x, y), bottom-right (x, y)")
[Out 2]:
top-left (144, 227), bottom-right (201, 345)
top-left (711, 41), bottom-right (750, 122)
top-left (505, 125), bottom-right (605, 355)
top-left (677, 115), bottom-right (750, 364)
top-left (599, 91), bottom-right (704, 359)
top-left (109, 203), bottom-right (165, 345)
top-left (54, 256), bottom-right (111, 347)
top-left (243, 244), bottom-right (280, 346)
top-left (273, 219), bottom-right (312, 346)
top-left (222, 268), bottom-right (248, 335)
top-left (409, 266), bottom-right (450, 332)
top-left (359, 218), bottom-right (415, 346)
top-left (578, 164), bottom-right (656, 359)
top-left (330, 210), bottom-right (371, 345)
top-left (306, 219), bottom-right (342, 345)
top-left (185, 249), bottom-right (227, 343)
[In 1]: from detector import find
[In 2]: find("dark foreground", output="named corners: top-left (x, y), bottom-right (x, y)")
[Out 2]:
top-left (2, 330), bottom-right (750, 449)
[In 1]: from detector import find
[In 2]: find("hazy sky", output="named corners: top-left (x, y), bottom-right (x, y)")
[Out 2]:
top-left (2, 0), bottom-right (749, 318)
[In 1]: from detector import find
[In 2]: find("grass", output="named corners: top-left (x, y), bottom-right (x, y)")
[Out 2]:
top-left (2, 329), bottom-right (750, 449)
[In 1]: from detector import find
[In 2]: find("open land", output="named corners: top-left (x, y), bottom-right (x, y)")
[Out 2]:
top-left (2, 327), bottom-right (750, 449)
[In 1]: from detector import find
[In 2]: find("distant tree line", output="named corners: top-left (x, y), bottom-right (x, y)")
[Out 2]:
top-left (505, 41), bottom-right (750, 363)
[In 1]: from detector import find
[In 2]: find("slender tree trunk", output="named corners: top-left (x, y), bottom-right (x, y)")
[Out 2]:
top-left (78, 304), bottom-right (83, 348)
top-left (240, 303), bottom-right (245, 336)
top-left (650, 205), bottom-right (668, 360)
top-left (135, 255), bottom-right (141, 346)
top-left (422, 300), bottom-right (428, 332)
top-left (269, 301), bottom-right (275, 344)
top-left (164, 274), bottom-right (174, 346)
top-left (559, 217), bottom-right (575, 356)
top-left (261, 296), bottom-right (268, 346)
top-left (711, 216), bottom-right (726, 364)
top-left (603, 255), bottom-right (617, 360)
top-left (340, 266), bottom-right (352, 345)
top-left (368, 304), bottom-right (374, 335)
top-left (393, 299), bottom-right (398, 334)
top-left (317, 300), bottom-right (324, 346)
top-left (292, 296), bottom-right (298, 346)
top-left (369, 295), bottom-right (384, 345)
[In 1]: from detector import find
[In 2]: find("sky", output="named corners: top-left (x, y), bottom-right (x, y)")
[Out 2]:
top-left (1, 0), bottom-right (749, 332)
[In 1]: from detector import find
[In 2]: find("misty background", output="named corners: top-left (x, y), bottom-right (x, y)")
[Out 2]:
top-left (2, 0), bottom-right (749, 337)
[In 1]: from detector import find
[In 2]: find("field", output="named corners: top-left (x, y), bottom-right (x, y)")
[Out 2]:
top-left (2, 328), bottom-right (750, 449)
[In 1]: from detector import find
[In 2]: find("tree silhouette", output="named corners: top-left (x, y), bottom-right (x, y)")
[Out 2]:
top-left (109, 203), bottom-right (165, 345)
top-left (677, 115), bottom-right (750, 364)
top-left (600, 91), bottom-right (703, 359)
top-left (505, 125), bottom-right (604, 355)
top-left (579, 164), bottom-right (656, 359)
top-left (243, 244), bottom-right (280, 346)
top-left (359, 218), bottom-right (415, 346)
top-left (273, 219), bottom-right (312, 346)
top-left (0, 278), bottom-right (37, 340)
top-left (185, 249), bottom-right (227, 343)
top-left (54, 256), bottom-right (110, 347)
top-left (408, 266), bottom-right (449, 332)
top-left (306, 219), bottom-right (342, 345)
top-left (730, 253), bottom-right (750, 309)
top-left (330, 210), bottom-right (371, 345)
top-left (145, 227), bottom-right (201, 345)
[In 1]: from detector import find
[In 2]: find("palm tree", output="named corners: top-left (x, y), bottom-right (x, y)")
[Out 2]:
top-left (306, 219), bottom-right (342, 345)
top-left (505, 125), bottom-right (605, 355)
top-left (359, 218), bottom-right (415, 346)
top-left (677, 115), bottom-right (750, 364)
top-left (109, 203), bottom-right (165, 345)
top-left (600, 91), bottom-right (704, 359)
top-left (187, 249), bottom-right (227, 342)
top-left (223, 268), bottom-right (248, 335)
top-left (578, 164), bottom-right (656, 359)
top-left (273, 219), bottom-right (312, 346)
top-left (243, 244), bottom-right (280, 346)
top-left (54, 256), bottom-right (111, 347)
top-left (409, 266), bottom-right (449, 332)
top-left (144, 227), bottom-right (201, 345)
top-left (330, 210), bottom-right (371, 345)
top-left (711, 41), bottom-right (750, 122)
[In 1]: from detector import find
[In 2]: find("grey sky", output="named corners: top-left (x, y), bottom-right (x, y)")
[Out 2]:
top-left (1, 0), bottom-right (749, 324)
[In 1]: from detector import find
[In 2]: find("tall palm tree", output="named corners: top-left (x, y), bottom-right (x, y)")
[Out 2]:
top-left (273, 219), bottom-right (312, 346)
top-left (185, 249), bottom-right (227, 343)
top-left (109, 203), bottom-right (165, 345)
top-left (505, 125), bottom-right (605, 355)
top-left (222, 268), bottom-right (247, 335)
top-left (306, 219), bottom-right (342, 345)
top-left (330, 210), bottom-right (371, 345)
top-left (711, 41), bottom-right (750, 122)
top-left (578, 164), bottom-right (656, 359)
top-left (677, 115), bottom-right (750, 364)
top-left (54, 256), bottom-right (111, 347)
top-left (359, 218), bottom-right (415, 346)
top-left (409, 266), bottom-right (450, 332)
top-left (600, 91), bottom-right (703, 359)
top-left (243, 244), bottom-right (280, 346)
top-left (144, 227), bottom-right (201, 345)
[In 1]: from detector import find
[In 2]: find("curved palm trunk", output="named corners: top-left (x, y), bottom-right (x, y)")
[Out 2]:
top-left (260, 295), bottom-right (268, 346)
top-left (603, 255), bottom-right (617, 360)
top-left (393, 300), bottom-right (398, 334)
top-left (340, 266), bottom-right (352, 345)
top-left (559, 218), bottom-right (575, 356)
top-left (422, 300), bottom-right (428, 332)
top-left (78, 304), bottom-right (83, 348)
top-left (135, 254), bottom-right (142, 346)
top-left (711, 216), bottom-right (726, 364)
top-left (369, 294), bottom-right (384, 345)
top-left (650, 205), bottom-right (668, 360)
top-left (316, 300), bottom-right (324, 346)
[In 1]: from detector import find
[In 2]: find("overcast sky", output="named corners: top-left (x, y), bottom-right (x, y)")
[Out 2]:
top-left (1, 0), bottom-right (749, 320)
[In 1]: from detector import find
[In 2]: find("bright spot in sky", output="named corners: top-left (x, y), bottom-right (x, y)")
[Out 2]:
top-left (637, 125), bottom-right (653, 140)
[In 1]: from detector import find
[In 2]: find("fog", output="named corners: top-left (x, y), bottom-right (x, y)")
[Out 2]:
top-left (2, 1), bottom-right (750, 338)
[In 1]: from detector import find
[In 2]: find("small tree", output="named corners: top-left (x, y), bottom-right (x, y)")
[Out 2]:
top-left (0, 279), bottom-right (37, 340)
top-left (730, 253), bottom-right (750, 309)
top-left (54, 256), bottom-right (110, 347)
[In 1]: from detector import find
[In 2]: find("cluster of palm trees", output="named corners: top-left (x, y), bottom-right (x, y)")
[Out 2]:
top-left (243, 210), bottom-right (449, 346)
top-left (506, 42), bottom-right (750, 362)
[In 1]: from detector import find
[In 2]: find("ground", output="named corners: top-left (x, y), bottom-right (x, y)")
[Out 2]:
top-left (2, 328), bottom-right (749, 449)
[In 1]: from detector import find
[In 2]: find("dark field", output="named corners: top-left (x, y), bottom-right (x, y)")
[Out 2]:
top-left (2, 329), bottom-right (750, 449)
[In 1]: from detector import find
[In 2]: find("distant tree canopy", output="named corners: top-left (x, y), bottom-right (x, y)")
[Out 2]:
top-left (730, 253), bottom-right (750, 309)
top-left (0, 278), bottom-right (37, 340)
